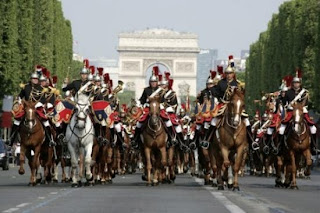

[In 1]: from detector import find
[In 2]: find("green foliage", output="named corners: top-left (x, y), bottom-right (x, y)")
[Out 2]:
top-left (0, 0), bottom-right (74, 101)
top-left (118, 90), bottom-right (136, 105)
top-left (246, 0), bottom-right (320, 114)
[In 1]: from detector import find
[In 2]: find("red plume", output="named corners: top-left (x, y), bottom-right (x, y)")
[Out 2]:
top-left (41, 68), bottom-right (48, 77)
top-left (103, 73), bottom-right (110, 83)
top-left (52, 76), bottom-right (58, 84)
top-left (83, 59), bottom-right (89, 68)
top-left (35, 65), bottom-right (42, 71)
top-left (228, 55), bottom-right (234, 60)
top-left (122, 104), bottom-right (128, 112)
top-left (97, 67), bottom-right (104, 76)
top-left (152, 66), bottom-right (159, 76)
top-left (284, 75), bottom-right (293, 87)
top-left (181, 103), bottom-right (186, 110)
top-left (164, 71), bottom-right (171, 80)
top-left (89, 66), bottom-right (95, 75)
top-left (210, 70), bottom-right (216, 79)
top-left (158, 74), bottom-right (163, 81)
top-left (46, 70), bottom-right (51, 78)
top-left (295, 68), bottom-right (302, 78)
top-left (217, 66), bottom-right (224, 75)
top-left (168, 79), bottom-right (174, 90)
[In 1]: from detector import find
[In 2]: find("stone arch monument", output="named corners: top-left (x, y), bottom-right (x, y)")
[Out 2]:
top-left (117, 28), bottom-right (200, 100)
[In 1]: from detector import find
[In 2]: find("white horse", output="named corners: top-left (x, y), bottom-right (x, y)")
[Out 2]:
top-left (65, 92), bottom-right (94, 187)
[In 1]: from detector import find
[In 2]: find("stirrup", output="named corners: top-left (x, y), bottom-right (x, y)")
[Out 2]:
top-left (251, 142), bottom-right (260, 151)
top-left (49, 140), bottom-right (56, 147)
top-left (189, 142), bottom-right (197, 150)
top-left (200, 140), bottom-right (209, 149)
top-left (171, 138), bottom-right (179, 146)
top-left (263, 146), bottom-right (270, 155)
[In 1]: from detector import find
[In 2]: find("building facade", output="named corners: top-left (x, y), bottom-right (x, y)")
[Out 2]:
top-left (117, 28), bottom-right (200, 100)
top-left (197, 49), bottom-right (218, 92)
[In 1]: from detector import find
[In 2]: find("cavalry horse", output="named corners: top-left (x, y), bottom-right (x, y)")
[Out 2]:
top-left (284, 102), bottom-right (312, 189)
top-left (65, 93), bottom-right (94, 187)
top-left (142, 96), bottom-right (168, 186)
top-left (18, 100), bottom-right (45, 186)
top-left (212, 87), bottom-right (248, 190)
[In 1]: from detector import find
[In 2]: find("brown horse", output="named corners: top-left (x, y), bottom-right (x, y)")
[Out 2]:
top-left (142, 96), bottom-right (168, 186)
top-left (19, 100), bottom-right (45, 186)
top-left (285, 102), bottom-right (312, 189)
top-left (213, 88), bottom-right (247, 190)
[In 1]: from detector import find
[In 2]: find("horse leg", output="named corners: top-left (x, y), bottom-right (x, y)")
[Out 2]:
top-left (302, 149), bottom-right (312, 177)
top-left (68, 143), bottom-right (78, 186)
top-left (232, 145), bottom-right (245, 191)
top-left (275, 156), bottom-right (284, 187)
top-left (84, 143), bottom-right (93, 181)
top-left (19, 145), bottom-right (26, 175)
top-left (201, 148), bottom-right (211, 185)
top-left (31, 146), bottom-right (41, 186)
top-left (144, 147), bottom-right (152, 185)
top-left (289, 150), bottom-right (298, 189)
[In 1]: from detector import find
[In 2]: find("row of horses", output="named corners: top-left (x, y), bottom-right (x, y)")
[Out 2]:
top-left (16, 88), bottom-right (313, 190)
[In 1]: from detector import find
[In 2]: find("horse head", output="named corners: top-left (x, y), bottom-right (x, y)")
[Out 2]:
top-left (291, 102), bottom-right (305, 134)
top-left (74, 93), bottom-right (91, 129)
top-left (23, 100), bottom-right (37, 131)
top-left (148, 95), bottom-right (161, 127)
top-left (227, 88), bottom-right (245, 127)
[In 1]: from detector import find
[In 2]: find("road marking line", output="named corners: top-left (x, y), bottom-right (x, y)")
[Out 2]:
top-left (22, 189), bottom-right (78, 213)
top-left (2, 208), bottom-right (20, 213)
top-left (38, 197), bottom-right (45, 200)
top-left (49, 192), bottom-right (58, 195)
top-left (194, 178), bottom-right (246, 213)
top-left (16, 203), bottom-right (31, 208)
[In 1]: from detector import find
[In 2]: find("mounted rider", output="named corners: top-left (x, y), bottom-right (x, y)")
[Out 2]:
top-left (158, 72), bottom-right (186, 148)
top-left (201, 55), bottom-right (254, 147)
top-left (279, 69), bottom-right (317, 154)
top-left (9, 67), bottom-right (55, 146)
top-left (131, 66), bottom-right (161, 148)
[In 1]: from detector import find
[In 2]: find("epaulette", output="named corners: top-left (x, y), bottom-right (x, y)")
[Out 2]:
top-left (237, 80), bottom-right (245, 89)
top-left (19, 83), bottom-right (27, 89)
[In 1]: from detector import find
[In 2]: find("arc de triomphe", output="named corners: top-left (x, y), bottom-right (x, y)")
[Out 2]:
top-left (117, 28), bottom-right (200, 100)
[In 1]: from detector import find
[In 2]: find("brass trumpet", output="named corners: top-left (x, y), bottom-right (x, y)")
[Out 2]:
top-left (112, 80), bottom-right (124, 95)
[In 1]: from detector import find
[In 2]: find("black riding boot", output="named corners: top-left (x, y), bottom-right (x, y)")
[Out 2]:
top-left (45, 126), bottom-right (56, 147)
top-left (200, 126), bottom-right (216, 149)
top-left (101, 126), bottom-right (108, 145)
top-left (56, 126), bottom-right (65, 143)
top-left (9, 124), bottom-right (19, 146)
top-left (177, 132), bottom-right (189, 152)
top-left (167, 127), bottom-right (178, 146)
top-left (94, 124), bottom-right (102, 143)
top-left (246, 126), bottom-right (254, 148)
top-left (189, 129), bottom-right (198, 150)
top-left (278, 135), bottom-right (285, 154)
top-left (116, 131), bottom-right (127, 149)
top-left (131, 127), bottom-right (141, 149)
top-left (311, 134), bottom-right (317, 155)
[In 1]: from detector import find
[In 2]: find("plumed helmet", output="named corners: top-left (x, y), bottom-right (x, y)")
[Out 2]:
top-left (206, 77), bottom-right (214, 84)
top-left (292, 68), bottom-right (302, 83)
top-left (149, 74), bottom-right (158, 82)
top-left (39, 75), bottom-right (47, 82)
top-left (281, 86), bottom-right (288, 92)
top-left (88, 73), bottom-right (94, 81)
top-left (262, 112), bottom-right (268, 119)
top-left (30, 72), bottom-right (39, 79)
top-left (80, 67), bottom-right (89, 74)
top-left (94, 75), bottom-right (102, 82)
top-left (225, 65), bottom-right (235, 73)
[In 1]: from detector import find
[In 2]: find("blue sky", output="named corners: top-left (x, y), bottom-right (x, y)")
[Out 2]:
top-left (61, 0), bottom-right (287, 59)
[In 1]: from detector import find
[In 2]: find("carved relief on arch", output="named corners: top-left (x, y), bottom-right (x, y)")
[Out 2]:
top-left (143, 59), bottom-right (173, 74)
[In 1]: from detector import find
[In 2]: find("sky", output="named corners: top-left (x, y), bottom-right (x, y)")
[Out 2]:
top-left (60, 0), bottom-right (288, 60)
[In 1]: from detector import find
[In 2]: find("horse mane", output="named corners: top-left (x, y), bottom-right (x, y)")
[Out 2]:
top-left (230, 88), bottom-right (245, 100)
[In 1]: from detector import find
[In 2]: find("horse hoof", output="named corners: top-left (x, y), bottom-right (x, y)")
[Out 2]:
top-left (290, 185), bottom-right (299, 190)
top-left (53, 179), bottom-right (58, 184)
top-left (152, 182), bottom-right (159, 186)
top-left (61, 179), bottom-right (66, 183)
top-left (212, 183), bottom-right (218, 187)
top-left (218, 185), bottom-right (224, 190)
top-left (146, 183), bottom-right (152, 186)
top-left (19, 169), bottom-right (25, 175)
top-left (101, 181), bottom-right (106, 185)
top-left (228, 184), bottom-right (233, 189)
top-left (78, 181), bottom-right (83, 187)
top-left (108, 180), bottom-right (113, 184)
top-left (141, 175), bottom-right (147, 181)
top-left (71, 183), bottom-right (78, 188)
top-left (204, 180), bottom-right (211, 186)
top-left (233, 186), bottom-right (240, 191)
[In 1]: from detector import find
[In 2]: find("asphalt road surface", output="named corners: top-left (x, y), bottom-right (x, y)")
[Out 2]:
top-left (0, 165), bottom-right (319, 213)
